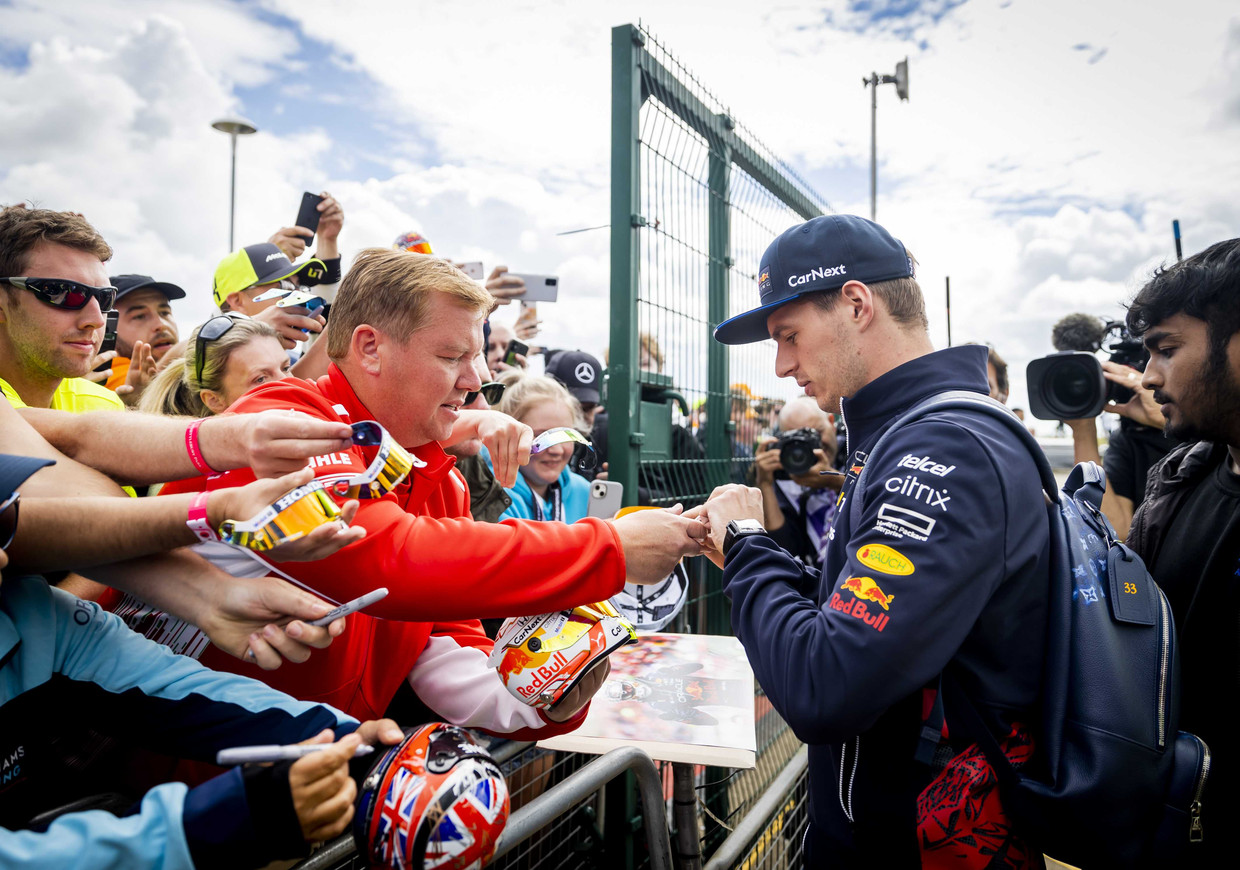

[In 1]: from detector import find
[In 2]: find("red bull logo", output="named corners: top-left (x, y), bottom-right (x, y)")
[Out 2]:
top-left (829, 583), bottom-right (891, 632)
top-left (514, 650), bottom-right (570, 697)
top-left (840, 575), bottom-right (895, 612)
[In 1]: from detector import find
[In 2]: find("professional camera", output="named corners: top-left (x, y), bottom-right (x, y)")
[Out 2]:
top-left (777, 428), bottom-right (821, 476)
top-left (1027, 318), bottom-right (1149, 420)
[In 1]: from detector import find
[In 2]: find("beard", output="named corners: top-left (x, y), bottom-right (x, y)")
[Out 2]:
top-left (1155, 361), bottom-right (1240, 444)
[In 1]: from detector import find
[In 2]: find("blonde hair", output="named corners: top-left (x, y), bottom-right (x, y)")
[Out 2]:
top-left (139, 315), bottom-right (281, 417)
top-left (496, 371), bottom-right (587, 431)
top-left (326, 249), bottom-right (493, 359)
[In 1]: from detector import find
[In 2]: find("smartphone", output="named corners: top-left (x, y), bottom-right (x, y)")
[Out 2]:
top-left (295, 191), bottom-right (324, 242)
top-left (458, 261), bottom-right (484, 280)
top-left (506, 273), bottom-right (558, 303)
top-left (587, 480), bottom-right (624, 518)
top-left (92, 310), bottom-right (119, 372)
top-left (504, 338), bottom-right (529, 367)
top-left (308, 587), bottom-right (389, 627)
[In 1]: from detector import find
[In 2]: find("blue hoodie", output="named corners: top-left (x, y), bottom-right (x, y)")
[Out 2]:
top-left (500, 466), bottom-right (591, 524)
top-left (723, 345), bottom-right (1050, 866)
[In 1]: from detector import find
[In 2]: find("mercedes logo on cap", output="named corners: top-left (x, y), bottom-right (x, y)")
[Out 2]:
top-left (575, 362), bottom-right (596, 383)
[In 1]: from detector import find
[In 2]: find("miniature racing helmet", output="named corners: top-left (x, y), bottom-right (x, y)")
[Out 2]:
top-left (393, 230), bottom-right (434, 254)
top-left (354, 723), bottom-right (509, 870)
top-left (488, 601), bottom-right (637, 710)
top-left (610, 561), bottom-right (689, 632)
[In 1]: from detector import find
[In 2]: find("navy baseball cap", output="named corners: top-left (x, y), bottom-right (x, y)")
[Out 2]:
top-left (110, 274), bottom-right (187, 304)
top-left (714, 214), bottom-right (914, 345)
top-left (0, 454), bottom-right (54, 500)
top-left (545, 350), bottom-right (603, 405)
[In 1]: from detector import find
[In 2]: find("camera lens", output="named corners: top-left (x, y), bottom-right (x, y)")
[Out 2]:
top-left (1050, 365), bottom-right (1093, 405)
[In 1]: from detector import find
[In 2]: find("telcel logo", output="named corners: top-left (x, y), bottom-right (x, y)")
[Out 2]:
top-left (896, 454), bottom-right (956, 477)
top-left (787, 264), bottom-right (846, 287)
top-left (856, 543), bottom-right (914, 575)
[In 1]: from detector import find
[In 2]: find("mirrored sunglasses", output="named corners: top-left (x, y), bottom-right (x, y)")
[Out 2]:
top-left (218, 480), bottom-right (344, 552)
top-left (331, 421), bottom-right (417, 499)
top-left (1, 277), bottom-right (117, 311)
top-left (529, 426), bottom-right (596, 470)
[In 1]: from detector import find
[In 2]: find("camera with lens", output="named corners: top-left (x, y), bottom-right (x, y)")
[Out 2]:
top-left (776, 428), bottom-right (822, 477)
top-left (1027, 318), bottom-right (1149, 420)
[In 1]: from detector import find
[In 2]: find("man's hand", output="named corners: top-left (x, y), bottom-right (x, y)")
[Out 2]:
top-left (253, 305), bottom-right (326, 349)
top-left (1102, 361), bottom-right (1164, 430)
top-left (546, 660), bottom-right (610, 723)
top-left (208, 467), bottom-right (366, 560)
top-left (353, 718), bottom-right (405, 749)
top-left (268, 226), bottom-right (311, 261)
top-left (700, 484), bottom-right (765, 555)
top-left (194, 572), bottom-right (346, 669)
top-left (610, 504), bottom-right (709, 586)
top-left (202, 410), bottom-right (354, 479)
top-left (85, 350), bottom-right (117, 384)
top-left (753, 438), bottom-right (781, 487)
top-left (484, 266), bottom-right (526, 306)
top-left (116, 340), bottom-right (157, 406)
top-left (316, 192), bottom-right (344, 248)
top-left (445, 410), bottom-right (533, 487)
top-left (290, 730), bottom-right (361, 843)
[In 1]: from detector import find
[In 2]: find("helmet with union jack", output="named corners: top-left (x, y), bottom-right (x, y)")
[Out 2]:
top-left (487, 601), bottom-right (637, 710)
top-left (354, 723), bottom-right (509, 870)
top-left (392, 230), bottom-right (433, 254)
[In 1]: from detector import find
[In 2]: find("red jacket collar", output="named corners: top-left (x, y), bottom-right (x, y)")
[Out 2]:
top-left (317, 363), bottom-right (457, 483)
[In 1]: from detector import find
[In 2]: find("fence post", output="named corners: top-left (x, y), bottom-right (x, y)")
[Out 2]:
top-left (704, 121), bottom-right (732, 491)
top-left (608, 23), bottom-right (645, 508)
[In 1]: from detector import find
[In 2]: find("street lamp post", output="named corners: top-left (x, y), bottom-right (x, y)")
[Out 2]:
top-left (863, 59), bottom-right (909, 221)
top-left (210, 116), bottom-right (258, 251)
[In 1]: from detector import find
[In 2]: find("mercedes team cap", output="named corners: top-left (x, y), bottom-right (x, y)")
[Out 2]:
top-left (211, 243), bottom-right (327, 308)
top-left (545, 350), bottom-right (603, 405)
top-left (110, 274), bottom-right (187, 304)
top-left (713, 214), bottom-right (914, 345)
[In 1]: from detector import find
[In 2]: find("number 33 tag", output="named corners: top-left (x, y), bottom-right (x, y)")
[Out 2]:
top-left (1107, 543), bottom-right (1156, 626)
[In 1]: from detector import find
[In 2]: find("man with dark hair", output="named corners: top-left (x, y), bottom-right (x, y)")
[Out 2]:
top-left (99, 274), bottom-right (185, 405)
top-left (700, 214), bottom-right (1050, 866)
top-left (1125, 238), bottom-right (1240, 864)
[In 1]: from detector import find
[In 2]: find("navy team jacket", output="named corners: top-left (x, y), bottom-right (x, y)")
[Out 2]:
top-left (724, 345), bottom-right (1051, 867)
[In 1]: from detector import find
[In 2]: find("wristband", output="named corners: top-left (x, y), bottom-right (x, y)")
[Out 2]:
top-left (185, 418), bottom-right (218, 475)
top-left (187, 491), bottom-right (219, 543)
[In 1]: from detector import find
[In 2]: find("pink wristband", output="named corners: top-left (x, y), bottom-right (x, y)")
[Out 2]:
top-left (185, 418), bottom-right (218, 475)
top-left (186, 490), bottom-right (218, 543)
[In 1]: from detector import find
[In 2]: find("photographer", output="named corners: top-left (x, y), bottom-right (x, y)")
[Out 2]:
top-left (749, 397), bottom-right (840, 571)
top-left (1053, 313), bottom-right (1175, 537)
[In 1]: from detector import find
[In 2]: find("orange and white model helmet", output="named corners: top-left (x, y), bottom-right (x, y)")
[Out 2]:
top-left (354, 723), bottom-right (509, 870)
top-left (488, 601), bottom-right (637, 710)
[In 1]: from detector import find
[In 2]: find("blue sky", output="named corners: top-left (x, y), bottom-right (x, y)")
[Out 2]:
top-left (1, 0), bottom-right (1238, 420)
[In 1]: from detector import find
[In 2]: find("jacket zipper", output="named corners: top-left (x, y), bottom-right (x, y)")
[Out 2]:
top-left (1157, 593), bottom-right (1170, 749)
top-left (1189, 736), bottom-right (1211, 844)
top-left (838, 736), bottom-right (859, 824)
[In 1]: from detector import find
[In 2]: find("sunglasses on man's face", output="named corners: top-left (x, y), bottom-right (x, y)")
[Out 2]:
top-left (464, 382), bottom-right (506, 407)
top-left (194, 315), bottom-right (238, 383)
top-left (1, 491), bottom-right (20, 552)
top-left (1, 277), bottom-right (117, 312)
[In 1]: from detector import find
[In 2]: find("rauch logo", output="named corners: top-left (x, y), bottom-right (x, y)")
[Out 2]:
top-left (856, 543), bottom-right (914, 575)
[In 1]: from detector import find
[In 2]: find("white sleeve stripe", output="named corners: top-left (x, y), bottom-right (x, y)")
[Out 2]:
top-left (407, 636), bottom-right (548, 734)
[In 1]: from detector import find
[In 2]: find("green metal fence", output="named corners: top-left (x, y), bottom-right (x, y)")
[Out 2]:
top-left (605, 21), bottom-right (831, 867)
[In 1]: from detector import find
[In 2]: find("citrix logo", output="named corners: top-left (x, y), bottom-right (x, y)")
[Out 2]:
top-left (884, 474), bottom-right (951, 510)
top-left (787, 264), bottom-right (846, 287)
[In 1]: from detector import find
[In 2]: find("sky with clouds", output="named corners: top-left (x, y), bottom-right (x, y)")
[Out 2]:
top-left (2, 0), bottom-right (1237, 428)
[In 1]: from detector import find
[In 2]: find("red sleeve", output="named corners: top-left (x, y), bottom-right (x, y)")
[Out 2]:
top-left (196, 379), bottom-right (627, 621)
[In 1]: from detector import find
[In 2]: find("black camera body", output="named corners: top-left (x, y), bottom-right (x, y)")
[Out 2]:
top-left (1027, 320), bottom-right (1149, 420)
top-left (777, 428), bottom-right (821, 476)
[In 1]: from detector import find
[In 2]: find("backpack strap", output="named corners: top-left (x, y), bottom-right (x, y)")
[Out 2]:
top-left (847, 389), bottom-right (1060, 534)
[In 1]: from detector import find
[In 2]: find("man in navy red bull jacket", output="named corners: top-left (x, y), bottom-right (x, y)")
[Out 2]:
top-left (703, 215), bottom-right (1051, 867)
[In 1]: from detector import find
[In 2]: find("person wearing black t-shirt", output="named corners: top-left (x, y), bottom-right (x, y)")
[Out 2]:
top-left (1125, 237), bottom-right (1240, 866)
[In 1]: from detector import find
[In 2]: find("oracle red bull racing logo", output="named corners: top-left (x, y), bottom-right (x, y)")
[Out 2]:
top-left (829, 576), bottom-right (894, 632)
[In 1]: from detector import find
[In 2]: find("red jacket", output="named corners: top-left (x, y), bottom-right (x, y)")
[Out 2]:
top-left (106, 365), bottom-right (626, 736)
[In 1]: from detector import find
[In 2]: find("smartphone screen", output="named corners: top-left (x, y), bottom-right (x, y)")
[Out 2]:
top-left (295, 192), bottom-right (324, 242)
top-left (93, 310), bottom-right (119, 372)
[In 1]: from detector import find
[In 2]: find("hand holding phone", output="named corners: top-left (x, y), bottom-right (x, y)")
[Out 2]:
top-left (504, 338), bottom-right (529, 368)
top-left (295, 192), bottom-right (325, 243)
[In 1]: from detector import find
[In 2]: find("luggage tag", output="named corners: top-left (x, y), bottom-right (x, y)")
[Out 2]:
top-left (1107, 543), bottom-right (1156, 626)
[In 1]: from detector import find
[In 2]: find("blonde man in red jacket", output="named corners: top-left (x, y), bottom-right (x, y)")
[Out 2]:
top-left (110, 249), bottom-right (704, 741)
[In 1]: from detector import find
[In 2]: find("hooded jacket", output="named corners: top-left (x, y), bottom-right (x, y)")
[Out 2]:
top-left (723, 345), bottom-right (1050, 866)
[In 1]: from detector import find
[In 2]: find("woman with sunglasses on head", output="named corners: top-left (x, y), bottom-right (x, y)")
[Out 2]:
top-left (494, 372), bottom-right (592, 524)
top-left (140, 314), bottom-right (291, 417)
